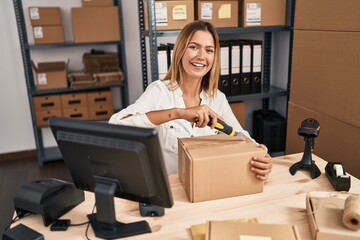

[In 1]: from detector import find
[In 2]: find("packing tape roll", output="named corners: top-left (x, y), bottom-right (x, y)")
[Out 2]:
top-left (333, 164), bottom-right (344, 177)
top-left (342, 195), bottom-right (360, 230)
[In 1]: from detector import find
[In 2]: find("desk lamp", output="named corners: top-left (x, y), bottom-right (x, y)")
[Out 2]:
top-left (289, 118), bottom-right (321, 179)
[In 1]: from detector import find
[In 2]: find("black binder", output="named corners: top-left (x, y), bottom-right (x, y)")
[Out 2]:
top-left (239, 40), bottom-right (252, 95)
top-left (219, 41), bottom-right (230, 96)
top-left (229, 41), bottom-right (241, 96)
top-left (166, 43), bottom-right (174, 67)
top-left (251, 40), bottom-right (262, 93)
top-left (252, 110), bottom-right (286, 153)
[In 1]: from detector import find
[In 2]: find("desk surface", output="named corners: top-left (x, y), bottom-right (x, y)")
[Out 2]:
top-left (12, 153), bottom-right (360, 239)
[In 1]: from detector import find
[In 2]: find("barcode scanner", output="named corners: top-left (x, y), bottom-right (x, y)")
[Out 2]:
top-left (289, 118), bottom-right (321, 179)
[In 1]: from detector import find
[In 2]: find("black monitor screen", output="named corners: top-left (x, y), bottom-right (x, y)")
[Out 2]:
top-left (49, 117), bottom-right (173, 239)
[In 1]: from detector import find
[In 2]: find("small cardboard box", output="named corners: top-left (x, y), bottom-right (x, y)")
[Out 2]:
top-left (35, 109), bottom-right (63, 126)
top-left (241, 0), bottom-right (286, 27)
top-left (31, 61), bottom-right (68, 90)
top-left (178, 134), bottom-right (264, 202)
top-left (62, 106), bottom-right (89, 120)
top-left (71, 7), bottom-right (121, 43)
top-left (88, 104), bottom-right (114, 120)
top-left (60, 93), bottom-right (88, 108)
top-left (87, 90), bottom-right (113, 106)
top-left (144, 0), bottom-right (195, 30)
top-left (294, 0), bottom-right (360, 31)
top-left (82, 0), bottom-right (114, 7)
top-left (32, 25), bottom-right (65, 45)
top-left (205, 221), bottom-right (300, 240)
top-left (28, 7), bottom-right (62, 26)
top-left (196, 0), bottom-right (238, 28)
top-left (306, 191), bottom-right (360, 240)
top-left (33, 95), bottom-right (62, 111)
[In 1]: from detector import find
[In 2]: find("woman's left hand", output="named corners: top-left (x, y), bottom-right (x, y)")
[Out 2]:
top-left (250, 144), bottom-right (272, 181)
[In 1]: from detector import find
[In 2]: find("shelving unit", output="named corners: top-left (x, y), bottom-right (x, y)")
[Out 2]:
top-left (13, 0), bottom-right (129, 165)
top-left (138, 0), bottom-right (294, 109)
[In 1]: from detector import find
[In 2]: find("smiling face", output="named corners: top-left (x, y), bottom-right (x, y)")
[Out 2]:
top-left (181, 30), bottom-right (215, 82)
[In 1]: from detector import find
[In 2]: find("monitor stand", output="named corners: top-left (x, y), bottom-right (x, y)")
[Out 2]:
top-left (88, 176), bottom-right (151, 239)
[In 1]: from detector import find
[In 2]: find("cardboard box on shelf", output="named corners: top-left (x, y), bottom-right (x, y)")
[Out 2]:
top-left (306, 191), bottom-right (360, 240)
top-left (35, 109), bottom-right (63, 127)
top-left (71, 7), bottom-right (121, 43)
top-left (286, 102), bottom-right (360, 179)
top-left (68, 72), bottom-right (97, 89)
top-left (290, 30), bottom-right (360, 127)
top-left (144, 0), bottom-right (195, 30)
top-left (62, 106), bottom-right (89, 120)
top-left (32, 25), bottom-right (65, 45)
top-left (196, 0), bottom-right (238, 28)
top-left (88, 104), bottom-right (114, 120)
top-left (82, 0), bottom-right (114, 7)
top-left (60, 93), bottom-right (88, 109)
top-left (230, 102), bottom-right (245, 127)
top-left (206, 221), bottom-right (300, 240)
top-left (87, 90), bottom-right (113, 106)
top-left (28, 7), bottom-right (62, 26)
top-left (294, 0), bottom-right (360, 31)
top-left (31, 61), bottom-right (68, 90)
top-left (178, 134), bottom-right (264, 203)
top-left (241, 0), bottom-right (287, 27)
top-left (33, 95), bottom-right (62, 111)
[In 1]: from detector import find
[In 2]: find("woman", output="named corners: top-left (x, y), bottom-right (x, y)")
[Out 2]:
top-left (109, 20), bottom-right (272, 178)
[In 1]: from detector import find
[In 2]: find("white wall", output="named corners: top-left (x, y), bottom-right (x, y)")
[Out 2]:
top-left (0, 0), bottom-right (142, 154)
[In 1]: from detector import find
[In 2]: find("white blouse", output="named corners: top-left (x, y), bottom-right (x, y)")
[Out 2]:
top-left (109, 80), bottom-right (256, 174)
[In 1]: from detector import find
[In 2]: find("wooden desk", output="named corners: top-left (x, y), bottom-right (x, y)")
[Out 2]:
top-left (12, 153), bottom-right (360, 239)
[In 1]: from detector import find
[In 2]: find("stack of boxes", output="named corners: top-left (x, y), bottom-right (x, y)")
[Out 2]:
top-left (28, 7), bottom-right (65, 45)
top-left (145, 0), bottom-right (287, 30)
top-left (33, 90), bottom-right (114, 126)
top-left (286, 0), bottom-right (360, 178)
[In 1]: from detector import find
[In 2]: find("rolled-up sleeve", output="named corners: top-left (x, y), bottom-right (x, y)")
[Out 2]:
top-left (108, 81), bottom-right (163, 128)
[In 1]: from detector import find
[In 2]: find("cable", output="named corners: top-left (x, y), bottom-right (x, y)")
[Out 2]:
top-left (85, 202), bottom-right (96, 240)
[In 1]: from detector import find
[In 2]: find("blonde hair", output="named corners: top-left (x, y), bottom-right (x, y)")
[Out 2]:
top-left (163, 20), bottom-right (220, 97)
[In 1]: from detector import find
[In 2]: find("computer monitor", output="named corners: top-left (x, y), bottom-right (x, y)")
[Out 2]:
top-left (49, 116), bottom-right (173, 239)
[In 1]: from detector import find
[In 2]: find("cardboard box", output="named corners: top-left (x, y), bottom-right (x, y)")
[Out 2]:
top-left (68, 72), bottom-right (97, 89)
top-left (33, 95), bottom-right (62, 111)
top-left (306, 191), bottom-right (360, 240)
top-left (196, 0), bottom-right (238, 28)
top-left (286, 102), bottom-right (360, 179)
top-left (32, 25), bottom-right (65, 45)
top-left (290, 30), bottom-right (360, 127)
top-left (87, 90), bottom-right (113, 106)
top-left (230, 102), bottom-right (245, 127)
top-left (206, 221), bottom-right (300, 240)
top-left (241, 0), bottom-right (286, 27)
top-left (28, 7), bottom-right (62, 26)
top-left (71, 7), bottom-right (121, 43)
top-left (178, 134), bottom-right (264, 202)
top-left (62, 106), bottom-right (89, 120)
top-left (144, 0), bottom-right (195, 30)
top-left (82, 0), bottom-right (114, 7)
top-left (294, 0), bottom-right (360, 31)
top-left (31, 61), bottom-right (68, 90)
top-left (88, 104), bottom-right (114, 120)
top-left (60, 93), bottom-right (87, 108)
top-left (35, 109), bottom-right (63, 126)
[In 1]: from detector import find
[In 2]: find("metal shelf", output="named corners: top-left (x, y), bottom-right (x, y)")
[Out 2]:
top-left (141, 25), bottom-right (292, 37)
top-left (27, 41), bottom-right (123, 50)
top-left (13, 0), bottom-right (129, 166)
top-left (227, 85), bottom-right (288, 103)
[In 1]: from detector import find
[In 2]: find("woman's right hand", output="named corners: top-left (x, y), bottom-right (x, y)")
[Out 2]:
top-left (178, 105), bottom-right (220, 129)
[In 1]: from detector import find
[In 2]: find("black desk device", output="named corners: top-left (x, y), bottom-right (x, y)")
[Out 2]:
top-left (3, 224), bottom-right (44, 240)
top-left (325, 162), bottom-right (351, 191)
top-left (14, 178), bottom-right (84, 226)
